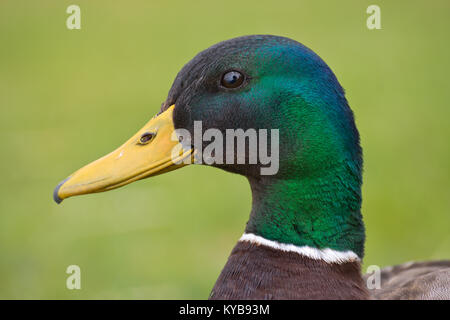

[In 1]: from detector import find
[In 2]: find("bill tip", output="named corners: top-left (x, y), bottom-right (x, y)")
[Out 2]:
top-left (53, 177), bottom-right (70, 204)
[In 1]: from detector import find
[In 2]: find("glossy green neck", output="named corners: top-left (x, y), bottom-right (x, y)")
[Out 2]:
top-left (245, 161), bottom-right (365, 258)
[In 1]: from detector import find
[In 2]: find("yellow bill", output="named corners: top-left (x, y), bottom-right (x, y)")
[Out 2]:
top-left (53, 105), bottom-right (192, 203)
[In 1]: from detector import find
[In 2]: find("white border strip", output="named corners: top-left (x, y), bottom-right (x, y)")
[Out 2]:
top-left (239, 233), bottom-right (360, 264)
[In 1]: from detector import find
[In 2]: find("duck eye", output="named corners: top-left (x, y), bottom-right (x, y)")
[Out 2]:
top-left (221, 70), bottom-right (244, 89)
top-left (139, 132), bottom-right (155, 144)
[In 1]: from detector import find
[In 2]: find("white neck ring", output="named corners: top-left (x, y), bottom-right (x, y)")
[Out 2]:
top-left (239, 233), bottom-right (360, 264)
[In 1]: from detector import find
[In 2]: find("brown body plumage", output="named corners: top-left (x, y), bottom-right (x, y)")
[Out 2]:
top-left (366, 260), bottom-right (450, 300)
top-left (210, 241), bottom-right (369, 300)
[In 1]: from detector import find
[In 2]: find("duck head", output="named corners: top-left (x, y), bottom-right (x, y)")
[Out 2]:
top-left (54, 35), bottom-right (364, 258)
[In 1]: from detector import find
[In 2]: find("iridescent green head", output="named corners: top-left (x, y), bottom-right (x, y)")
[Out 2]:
top-left (166, 35), bottom-right (362, 180)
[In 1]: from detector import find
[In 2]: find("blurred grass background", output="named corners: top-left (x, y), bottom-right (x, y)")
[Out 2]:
top-left (0, 0), bottom-right (449, 299)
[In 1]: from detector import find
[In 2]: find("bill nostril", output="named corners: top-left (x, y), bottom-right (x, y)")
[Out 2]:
top-left (139, 132), bottom-right (156, 144)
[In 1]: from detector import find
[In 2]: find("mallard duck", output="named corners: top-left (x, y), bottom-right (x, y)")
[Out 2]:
top-left (53, 35), bottom-right (449, 300)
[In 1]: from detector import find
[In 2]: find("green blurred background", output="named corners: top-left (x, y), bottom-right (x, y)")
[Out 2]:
top-left (0, 0), bottom-right (449, 299)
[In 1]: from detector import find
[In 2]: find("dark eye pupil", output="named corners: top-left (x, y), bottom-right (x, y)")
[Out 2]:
top-left (221, 71), bottom-right (244, 88)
